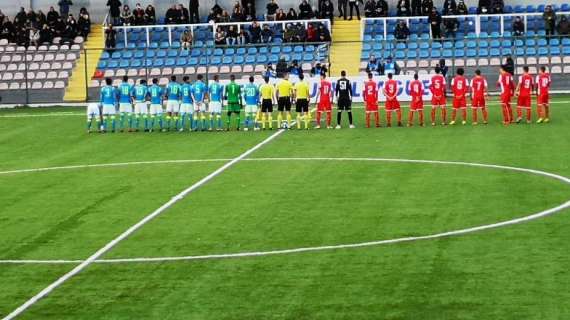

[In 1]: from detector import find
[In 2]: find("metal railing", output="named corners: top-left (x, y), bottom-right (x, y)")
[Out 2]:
top-left (361, 12), bottom-right (570, 40)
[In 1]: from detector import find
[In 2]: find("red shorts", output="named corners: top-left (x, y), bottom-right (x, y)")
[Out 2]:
top-left (410, 99), bottom-right (424, 111)
top-left (318, 100), bottom-right (332, 112)
top-left (385, 100), bottom-right (400, 111)
top-left (537, 94), bottom-right (549, 105)
top-left (431, 95), bottom-right (446, 106)
top-left (517, 95), bottom-right (531, 109)
top-left (500, 94), bottom-right (512, 104)
top-left (365, 101), bottom-right (379, 112)
top-left (453, 97), bottom-right (467, 109)
top-left (471, 96), bottom-right (486, 108)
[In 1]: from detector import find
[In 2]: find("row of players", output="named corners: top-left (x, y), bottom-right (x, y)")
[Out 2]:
top-left (90, 66), bottom-right (552, 133)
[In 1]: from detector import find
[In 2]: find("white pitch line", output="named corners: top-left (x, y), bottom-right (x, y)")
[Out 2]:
top-left (1, 129), bottom-right (291, 320)
top-left (1, 157), bottom-right (569, 266)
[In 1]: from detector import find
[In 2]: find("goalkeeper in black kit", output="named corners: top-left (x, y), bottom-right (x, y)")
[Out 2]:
top-left (335, 70), bottom-right (355, 129)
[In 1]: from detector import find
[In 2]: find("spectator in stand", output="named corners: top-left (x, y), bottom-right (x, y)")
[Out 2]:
top-left (348, 0), bottom-right (361, 20)
top-left (105, 24), bottom-right (116, 50)
top-left (397, 0), bottom-right (411, 16)
top-left (231, 7), bottom-right (244, 22)
top-left (317, 23), bottom-right (331, 41)
top-left (238, 28), bottom-right (250, 44)
top-left (47, 6), bottom-right (59, 26)
top-left (219, 10), bottom-right (231, 23)
top-left (276, 8), bottom-right (287, 20)
top-left (26, 9), bottom-right (38, 27)
top-left (226, 25), bottom-right (238, 45)
top-left (376, 0), bottom-right (389, 17)
top-left (379, 56), bottom-right (400, 75)
top-left (145, 5), bottom-right (156, 24)
top-left (422, 0), bottom-right (434, 15)
top-left (310, 62), bottom-right (328, 77)
top-left (242, 0), bottom-right (256, 19)
top-left (443, 0), bottom-right (456, 15)
top-left (189, 0), bottom-right (200, 24)
top-left (411, 0), bottom-right (421, 15)
top-left (477, 0), bottom-right (490, 14)
top-left (436, 59), bottom-right (448, 77)
top-left (264, 63), bottom-right (277, 79)
top-left (39, 23), bottom-right (54, 44)
top-left (261, 24), bottom-right (273, 42)
top-left (366, 54), bottom-right (379, 74)
top-left (266, 0), bottom-right (279, 20)
top-left (502, 55), bottom-right (514, 74)
top-left (180, 30), bottom-right (193, 49)
top-left (78, 7), bottom-right (91, 37)
top-left (37, 10), bottom-right (47, 28)
top-left (338, 0), bottom-right (348, 20)
top-left (364, 0), bottom-right (376, 17)
top-left (132, 4), bottom-right (145, 25)
top-left (29, 27), bottom-right (40, 46)
top-left (490, 0), bottom-right (504, 13)
top-left (54, 16), bottom-right (66, 37)
top-left (107, 0), bottom-right (122, 25)
top-left (178, 4), bottom-right (190, 24)
top-left (543, 5), bottom-right (556, 41)
top-left (394, 19), bottom-right (410, 40)
top-left (15, 8), bottom-right (26, 24)
top-left (120, 5), bottom-right (133, 26)
top-left (512, 16), bottom-right (524, 36)
top-left (0, 18), bottom-right (16, 42)
top-left (165, 5), bottom-right (179, 24)
top-left (444, 16), bottom-right (459, 38)
top-left (58, 0), bottom-right (73, 17)
top-left (299, 0), bottom-right (314, 19)
top-left (62, 16), bottom-right (77, 43)
top-left (320, 0), bottom-right (335, 22)
top-left (284, 23), bottom-right (296, 42)
top-left (207, 9), bottom-right (218, 22)
top-left (211, 3), bottom-right (224, 16)
top-left (456, 0), bottom-right (468, 14)
top-left (306, 23), bottom-right (317, 41)
top-left (215, 27), bottom-right (226, 45)
top-left (558, 15), bottom-right (570, 36)
top-left (249, 20), bottom-right (262, 42)
top-left (287, 8), bottom-right (298, 20)
top-left (428, 7), bottom-right (442, 39)
top-left (276, 56), bottom-right (289, 77)
top-left (16, 26), bottom-right (28, 45)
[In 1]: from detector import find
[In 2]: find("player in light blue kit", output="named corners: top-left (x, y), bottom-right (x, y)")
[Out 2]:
top-left (208, 74), bottom-right (224, 131)
top-left (148, 78), bottom-right (164, 132)
top-left (100, 78), bottom-right (118, 132)
top-left (243, 76), bottom-right (260, 131)
top-left (165, 75), bottom-right (181, 131)
top-left (192, 74), bottom-right (208, 131)
top-left (133, 79), bottom-right (150, 131)
top-left (118, 76), bottom-right (134, 132)
top-left (180, 76), bottom-right (193, 132)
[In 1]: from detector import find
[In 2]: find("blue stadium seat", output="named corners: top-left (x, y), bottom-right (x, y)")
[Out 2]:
top-left (167, 50), bottom-right (178, 58)
top-left (455, 41), bottom-right (465, 49)
top-left (490, 48), bottom-right (501, 56)
top-left (165, 58), bottom-right (176, 66)
top-left (188, 58), bottom-right (198, 66)
top-left (490, 40), bottom-right (500, 48)
top-left (270, 47), bottom-right (281, 54)
top-left (526, 47), bottom-right (536, 55)
top-left (153, 59), bottom-right (164, 67)
top-left (101, 52), bottom-right (110, 60)
top-left (466, 40), bottom-right (477, 48)
top-left (134, 51), bottom-right (144, 59)
top-left (303, 53), bottom-right (314, 61)
top-left (225, 48), bottom-right (235, 55)
top-left (282, 46), bottom-right (293, 54)
top-left (176, 58), bottom-right (187, 66)
top-left (479, 40), bottom-right (489, 48)
top-left (442, 49), bottom-right (453, 58)
top-left (550, 47), bottom-right (560, 55)
top-left (466, 49), bottom-right (477, 57)
top-left (97, 61), bottom-right (107, 69)
top-left (395, 51), bottom-right (406, 59)
top-left (501, 48), bottom-right (512, 55)
top-left (156, 50), bottom-right (167, 58)
top-left (222, 56), bottom-right (233, 64)
top-left (419, 50), bottom-right (429, 58)
top-left (373, 43), bottom-right (382, 50)
top-left (107, 60), bottom-right (119, 68)
top-left (111, 52), bottom-right (122, 59)
top-left (245, 56), bottom-right (256, 64)
top-left (210, 56), bottom-right (221, 65)
top-left (145, 51), bottom-right (155, 58)
top-left (269, 55), bottom-right (279, 63)
top-left (234, 55), bottom-right (245, 64)
top-left (407, 51), bottom-right (417, 58)
top-left (454, 49), bottom-right (465, 57)
top-left (478, 49), bottom-right (489, 56)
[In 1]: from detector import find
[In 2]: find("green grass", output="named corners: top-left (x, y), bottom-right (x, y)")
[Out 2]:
top-left (1, 97), bottom-right (570, 319)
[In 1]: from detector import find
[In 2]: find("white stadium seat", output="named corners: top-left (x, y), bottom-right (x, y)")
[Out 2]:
top-left (2, 72), bottom-right (13, 80)
top-left (538, 57), bottom-right (549, 65)
top-left (35, 72), bottom-right (47, 80)
top-left (254, 65), bottom-right (264, 72)
top-left (104, 70), bottom-right (115, 77)
top-left (62, 62), bottom-right (73, 69)
top-left (115, 69), bottom-right (127, 77)
top-left (478, 58), bottom-right (489, 66)
top-left (9, 82), bottom-right (20, 89)
top-left (551, 56), bottom-right (561, 64)
top-left (196, 66), bottom-right (207, 74)
top-left (6, 63), bottom-right (17, 71)
top-left (184, 67), bottom-right (195, 74)
top-left (13, 73), bottom-right (24, 80)
top-left (150, 68), bottom-right (161, 76)
top-left (0, 83), bottom-right (8, 90)
top-left (54, 81), bottom-right (66, 88)
top-left (219, 66), bottom-right (230, 73)
top-left (158, 77), bottom-right (168, 86)
top-left (466, 59), bottom-right (477, 66)
top-left (39, 63), bottom-right (51, 70)
top-left (51, 62), bottom-right (62, 70)
top-left (242, 65), bottom-right (253, 73)
top-left (43, 81), bottom-right (54, 89)
top-left (29, 63), bottom-right (40, 71)
top-left (173, 67), bottom-right (184, 75)
top-left (46, 71), bottom-right (58, 79)
top-left (127, 69), bottom-right (138, 77)
top-left (161, 68), bottom-right (172, 76)
top-left (551, 66), bottom-right (562, 74)
top-left (527, 57), bottom-right (537, 65)
top-left (32, 81), bottom-right (43, 89)
top-left (208, 66), bottom-right (219, 74)
top-left (90, 80), bottom-right (100, 88)
top-left (230, 66), bottom-right (241, 73)
top-left (489, 58), bottom-right (501, 66)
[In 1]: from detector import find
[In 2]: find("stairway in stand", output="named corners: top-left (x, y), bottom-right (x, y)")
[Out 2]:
top-left (64, 25), bottom-right (104, 102)
top-left (329, 19), bottom-right (362, 76)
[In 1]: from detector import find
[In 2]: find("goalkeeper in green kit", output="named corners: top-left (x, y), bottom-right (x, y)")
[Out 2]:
top-left (225, 74), bottom-right (242, 131)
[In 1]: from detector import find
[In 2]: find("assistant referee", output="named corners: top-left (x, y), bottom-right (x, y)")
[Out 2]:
top-left (259, 76), bottom-right (275, 130)
top-left (276, 73), bottom-right (293, 128)
top-left (294, 74), bottom-right (311, 129)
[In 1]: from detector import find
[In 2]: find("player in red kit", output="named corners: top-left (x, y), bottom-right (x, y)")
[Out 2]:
top-left (429, 67), bottom-right (447, 126)
top-left (515, 66), bottom-right (534, 124)
top-left (363, 73), bottom-right (380, 128)
top-left (536, 66), bottom-right (552, 123)
top-left (470, 69), bottom-right (488, 125)
top-left (314, 73), bottom-right (333, 129)
top-left (497, 66), bottom-right (515, 125)
top-left (408, 73), bottom-right (425, 126)
top-left (384, 73), bottom-right (402, 127)
top-left (450, 68), bottom-right (469, 125)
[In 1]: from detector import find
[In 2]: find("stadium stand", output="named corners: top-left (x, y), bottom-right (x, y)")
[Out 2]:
top-left (89, 19), bottom-right (331, 93)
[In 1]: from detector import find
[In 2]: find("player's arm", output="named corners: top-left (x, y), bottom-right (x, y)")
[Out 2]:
top-left (348, 80), bottom-right (353, 99)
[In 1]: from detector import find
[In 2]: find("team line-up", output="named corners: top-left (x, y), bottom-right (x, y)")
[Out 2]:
top-left (89, 65), bottom-right (552, 133)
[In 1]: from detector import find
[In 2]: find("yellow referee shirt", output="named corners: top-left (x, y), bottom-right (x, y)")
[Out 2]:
top-left (294, 81), bottom-right (310, 100)
top-left (260, 83), bottom-right (275, 100)
top-left (277, 79), bottom-right (293, 97)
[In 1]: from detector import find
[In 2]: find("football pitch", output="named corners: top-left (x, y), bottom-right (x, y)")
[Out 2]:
top-left (1, 97), bottom-right (570, 319)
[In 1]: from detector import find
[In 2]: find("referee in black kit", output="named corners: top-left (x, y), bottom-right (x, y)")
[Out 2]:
top-left (335, 70), bottom-right (355, 129)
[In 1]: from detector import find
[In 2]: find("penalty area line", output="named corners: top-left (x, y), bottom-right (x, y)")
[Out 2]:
top-left (1, 129), bottom-right (289, 320)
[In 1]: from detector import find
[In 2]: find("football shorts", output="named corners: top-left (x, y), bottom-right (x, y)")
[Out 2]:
top-left (87, 103), bottom-right (100, 119)
top-left (102, 104), bottom-right (116, 115)
top-left (296, 99), bottom-right (309, 113)
top-left (261, 99), bottom-right (273, 112)
top-left (165, 100), bottom-right (180, 113)
top-left (277, 97), bottom-right (292, 112)
top-left (150, 104), bottom-right (163, 115)
top-left (517, 95), bottom-right (531, 109)
top-left (208, 101), bottom-right (223, 113)
top-left (134, 102), bottom-right (148, 114)
top-left (245, 104), bottom-right (258, 114)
